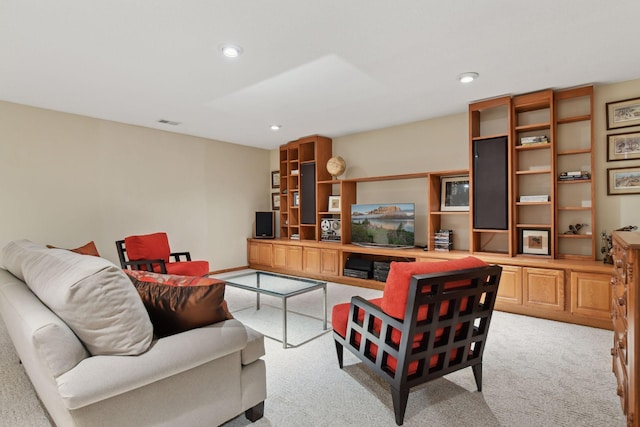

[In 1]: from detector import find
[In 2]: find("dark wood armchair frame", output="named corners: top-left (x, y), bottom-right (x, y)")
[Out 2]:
top-left (333, 265), bottom-right (502, 425)
top-left (115, 240), bottom-right (193, 274)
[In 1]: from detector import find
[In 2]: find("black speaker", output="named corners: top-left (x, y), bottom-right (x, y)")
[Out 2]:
top-left (473, 136), bottom-right (508, 230)
top-left (301, 162), bottom-right (316, 224)
top-left (254, 211), bottom-right (275, 239)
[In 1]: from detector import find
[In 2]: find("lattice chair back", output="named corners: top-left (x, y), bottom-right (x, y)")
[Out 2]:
top-left (333, 261), bottom-right (502, 425)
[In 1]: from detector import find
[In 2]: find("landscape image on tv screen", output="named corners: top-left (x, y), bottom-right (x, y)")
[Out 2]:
top-left (350, 203), bottom-right (415, 248)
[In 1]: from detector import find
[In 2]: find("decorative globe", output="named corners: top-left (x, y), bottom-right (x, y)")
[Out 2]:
top-left (326, 156), bottom-right (346, 178)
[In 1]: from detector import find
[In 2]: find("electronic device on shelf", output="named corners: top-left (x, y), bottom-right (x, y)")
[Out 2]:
top-left (343, 257), bottom-right (373, 279)
top-left (350, 203), bottom-right (415, 249)
top-left (321, 218), bottom-right (341, 242)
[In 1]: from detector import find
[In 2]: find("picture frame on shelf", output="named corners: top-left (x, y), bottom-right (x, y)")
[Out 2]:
top-left (328, 195), bottom-right (341, 212)
top-left (521, 229), bottom-right (550, 255)
top-left (271, 171), bottom-right (280, 189)
top-left (440, 175), bottom-right (470, 211)
top-left (606, 97), bottom-right (640, 130)
top-left (607, 131), bottom-right (640, 161)
top-left (607, 166), bottom-right (640, 195)
top-left (271, 193), bottom-right (280, 210)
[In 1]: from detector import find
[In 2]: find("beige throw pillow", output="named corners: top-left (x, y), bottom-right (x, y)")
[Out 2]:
top-left (22, 248), bottom-right (153, 356)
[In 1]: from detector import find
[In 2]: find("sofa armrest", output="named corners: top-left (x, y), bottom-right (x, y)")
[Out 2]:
top-left (57, 319), bottom-right (251, 410)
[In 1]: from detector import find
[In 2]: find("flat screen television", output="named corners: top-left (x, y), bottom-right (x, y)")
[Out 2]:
top-left (350, 203), bottom-right (415, 249)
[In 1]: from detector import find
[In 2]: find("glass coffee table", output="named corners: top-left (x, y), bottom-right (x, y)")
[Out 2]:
top-left (223, 271), bottom-right (327, 348)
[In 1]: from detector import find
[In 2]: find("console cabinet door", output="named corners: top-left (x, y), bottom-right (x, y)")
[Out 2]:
top-left (248, 242), bottom-right (272, 267)
top-left (570, 272), bottom-right (611, 320)
top-left (304, 248), bottom-right (321, 274)
top-left (523, 267), bottom-right (564, 310)
top-left (286, 246), bottom-right (303, 271)
top-left (273, 245), bottom-right (287, 268)
top-left (320, 249), bottom-right (339, 276)
top-left (496, 265), bottom-right (522, 305)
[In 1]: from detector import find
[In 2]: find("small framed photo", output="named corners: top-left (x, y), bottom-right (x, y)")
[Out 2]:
top-left (271, 171), bottom-right (280, 189)
top-left (440, 175), bottom-right (470, 211)
top-left (328, 195), bottom-right (341, 212)
top-left (607, 166), bottom-right (640, 195)
top-left (521, 229), bottom-right (550, 256)
top-left (607, 131), bottom-right (640, 161)
top-left (271, 193), bottom-right (280, 210)
top-left (606, 97), bottom-right (640, 130)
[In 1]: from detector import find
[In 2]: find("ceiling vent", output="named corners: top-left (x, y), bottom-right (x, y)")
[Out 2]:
top-left (157, 119), bottom-right (181, 126)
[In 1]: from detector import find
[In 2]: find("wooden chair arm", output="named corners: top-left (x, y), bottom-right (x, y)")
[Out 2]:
top-left (170, 251), bottom-right (192, 262)
top-left (122, 259), bottom-right (168, 274)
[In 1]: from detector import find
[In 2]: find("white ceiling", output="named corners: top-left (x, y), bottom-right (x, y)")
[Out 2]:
top-left (2, 0), bottom-right (640, 150)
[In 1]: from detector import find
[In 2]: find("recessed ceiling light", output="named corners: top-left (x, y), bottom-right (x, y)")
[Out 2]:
top-left (220, 44), bottom-right (243, 58)
top-left (458, 72), bottom-right (479, 83)
top-left (270, 124), bottom-right (282, 131)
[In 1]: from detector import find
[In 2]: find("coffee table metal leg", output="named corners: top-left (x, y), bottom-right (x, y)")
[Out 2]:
top-left (282, 297), bottom-right (287, 348)
top-left (323, 285), bottom-right (327, 330)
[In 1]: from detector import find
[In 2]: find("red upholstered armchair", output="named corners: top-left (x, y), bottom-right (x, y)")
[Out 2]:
top-left (332, 257), bottom-right (502, 425)
top-left (116, 232), bottom-right (209, 277)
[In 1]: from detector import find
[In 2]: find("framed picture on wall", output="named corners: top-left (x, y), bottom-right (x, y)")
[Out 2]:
top-left (521, 229), bottom-right (550, 255)
top-left (440, 175), bottom-right (470, 211)
top-left (271, 193), bottom-right (280, 210)
top-left (607, 166), bottom-right (640, 195)
top-left (606, 97), bottom-right (640, 130)
top-left (271, 171), bottom-right (280, 189)
top-left (607, 131), bottom-right (640, 161)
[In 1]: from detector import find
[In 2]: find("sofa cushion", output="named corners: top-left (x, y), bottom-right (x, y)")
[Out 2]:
top-left (124, 232), bottom-right (171, 263)
top-left (21, 247), bottom-right (153, 356)
top-left (125, 270), bottom-right (231, 337)
top-left (1, 239), bottom-right (48, 281)
top-left (46, 241), bottom-right (101, 257)
top-left (381, 256), bottom-right (488, 319)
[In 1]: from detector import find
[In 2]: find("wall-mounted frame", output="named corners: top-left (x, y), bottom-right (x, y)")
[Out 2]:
top-left (271, 171), bottom-right (280, 189)
top-left (521, 229), bottom-right (550, 255)
top-left (271, 192), bottom-right (280, 210)
top-left (606, 97), bottom-right (640, 130)
top-left (607, 131), bottom-right (640, 161)
top-left (328, 195), bottom-right (341, 212)
top-left (607, 166), bottom-right (640, 195)
top-left (440, 175), bottom-right (470, 211)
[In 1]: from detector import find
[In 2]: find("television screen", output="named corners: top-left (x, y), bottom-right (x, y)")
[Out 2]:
top-left (350, 203), bottom-right (415, 248)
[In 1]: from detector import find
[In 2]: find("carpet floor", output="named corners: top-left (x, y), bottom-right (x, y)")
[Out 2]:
top-left (0, 271), bottom-right (627, 426)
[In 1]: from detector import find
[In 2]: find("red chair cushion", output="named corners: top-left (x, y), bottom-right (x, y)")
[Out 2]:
top-left (124, 232), bottom-right (171, 263)
top-left (165, 260), bottom-right (210, 277)
top-left (381, 256), bottom-right (488, 320)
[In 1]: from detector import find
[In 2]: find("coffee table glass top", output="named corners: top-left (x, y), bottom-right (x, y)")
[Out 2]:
top-left (223, 271), bottom-right (326, 297)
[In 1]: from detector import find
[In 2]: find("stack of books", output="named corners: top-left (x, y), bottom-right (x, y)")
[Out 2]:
top-left (290, 233), bottom-right (300, 240)
top-left (520, 135), bottom-right (549, 145)
top-left (559, 171), bottom-right (591, 181)
top-left (434, 230), bottom-right (453, 252)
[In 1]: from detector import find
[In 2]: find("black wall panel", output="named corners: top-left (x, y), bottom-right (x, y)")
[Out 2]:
top-left (473, 136), bottom-right (509, 229)
top-left (301, 162), bottom-right (316, 224)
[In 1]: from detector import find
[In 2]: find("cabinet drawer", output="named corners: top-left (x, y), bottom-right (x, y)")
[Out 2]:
top-left (612, 345), bottom-right (629, 416)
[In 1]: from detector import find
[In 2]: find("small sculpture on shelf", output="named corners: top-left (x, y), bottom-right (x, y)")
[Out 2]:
top-left (563, 223), bottom-right (586, 234)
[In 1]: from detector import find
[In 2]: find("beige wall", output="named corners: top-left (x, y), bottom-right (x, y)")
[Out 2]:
top-left (0, 101), bottom-right (270, 270)
top-left (271, 78), bottom-right (640, 257)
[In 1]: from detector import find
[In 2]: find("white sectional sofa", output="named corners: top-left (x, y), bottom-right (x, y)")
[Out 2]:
top-left (0, 239), bottom-right (266, 427)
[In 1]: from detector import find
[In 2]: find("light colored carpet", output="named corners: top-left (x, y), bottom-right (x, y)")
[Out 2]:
top-left (0, 271), bottom-right (627, 426)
